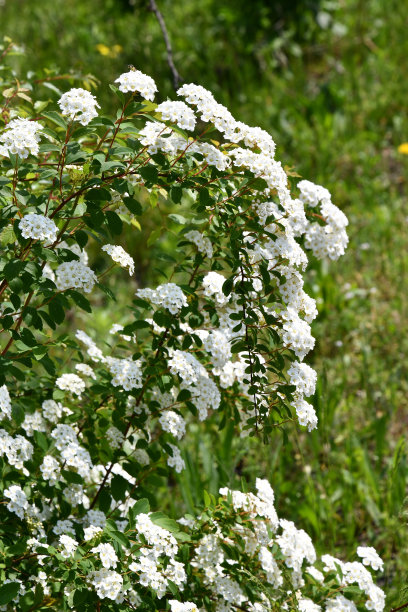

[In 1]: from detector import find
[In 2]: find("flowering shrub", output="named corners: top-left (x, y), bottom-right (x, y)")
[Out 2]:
top-left (0, 53), bottom-right (385, 611)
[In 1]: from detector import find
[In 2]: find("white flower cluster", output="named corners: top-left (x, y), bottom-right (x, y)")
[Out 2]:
top-left (115, 69), bottom-right (157, 100)
top-left (88, 568), bottom-right (123, 601)
top-left (202, 330), bottom-right (232, 368)
top-left (102, 244), bottom-right (135, 275)
top-left (75, 330), bottom-right (104, 362)
top-left (50, 424), bottom-right (93, 479)
top-left (357, 546), bottom-right (384, 571)
top-left (41, 399), bottom-right (64, 423)
top-left (19, 213), bottom-right (58, 243)
top-left (0, 429), bottom-right (33, 472)
top-left (56, 373), bottom-right (86, 398)
top-left (105, 356), bottom-right (143, 390)
top-left (321, 555), bottom-right (385, 611)
top-left (159, 410), bottom-right (186, 440)
top-left (0, 385), bottom-right (11, 420)
top-left (106, 426), bottom-right (125, 449)
top-left (298, 180), bottom-right (349, 261)
top-left (190, 480), bottom-right (385, 611)
top-left (184, 230), bottom-right (213, 258)
top-left (128, 513), bottom-right (186, 597)
top-left (91, 543), bottom-right (118, 569)
top-left (40, 455), bottom-right (60, 484)
top-left (55, 261), bottom-right (97, 293)
top-left (59, 534), bottom-right (78, 558)
top-left (22, 411), bottom-right (46, 436)
top-left (202, 271), bottom-right (229, 305)
top-left (156, 100), bottom-right (196, 131)
top-left (58, 88), bottom-right (100, 125)
top-left (75, 363), bottom-right (96, 379)
top-left (178, 83), bottom-right (276, 155)
top-left (137, 282), bottom-right (188, 315)
top-left (0, 117), bottom-right (43, 158)
top-left (139, 121), bottom-right (187, 155)
top-left (3, 485), bottom-right (29, 519)
top-left (166, 443), bottom-right (185, 472)
top-left (169, 602), bottom-right (198, 612)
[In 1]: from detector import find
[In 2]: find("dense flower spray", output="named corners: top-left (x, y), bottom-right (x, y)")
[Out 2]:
top-left (0, 63), bottom-right (385, 611)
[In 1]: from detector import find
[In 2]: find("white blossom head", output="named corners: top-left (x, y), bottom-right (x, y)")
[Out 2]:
top-left (58, 88), bottom-right (100, 125)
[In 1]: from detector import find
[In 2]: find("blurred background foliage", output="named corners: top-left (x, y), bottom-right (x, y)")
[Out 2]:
top-left (1, 0), bottom-right (408, 604)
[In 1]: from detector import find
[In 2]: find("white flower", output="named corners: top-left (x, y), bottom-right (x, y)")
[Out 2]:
top-left (55, 261), bottom-right (97, 293)
top-left (115, 69), bottom-right (157, 100)
top-left (159, 410), bottom-right (186, 440)
top-left (88, 568), bottom-right (123, 600)
top-left (0, 118), bottom-right (43, 158)
top-left (292, 395), bottom-right (318, 431)
top-left (0, 385), bottom-right (11, 420)
top-left (356, 546), bottom-right (384, 572)
top-left (287, 362), bottom-right (317, 397)
top-left (91, 543), bottom-right (118, 569)
top-left (202, 271), bottom-right (229, 305)
top-left (75, 363), bottom-right (96, 379)
top-left (41, 399), bottom-right (64, 423)
top-left (75, 330), bottom-right (104, 362)
top-left (185, 230), bottom-right (213, 258)
top-left (106, 426), bottom-right (124, 450)
top-left (4, 485), bottom-right (29, 519)
top-left (59, 534), bottom-right (78, 558)
top-left (58, 88), bottom-right (99, 125)
top-left (169, 601), bottom-right (199, 612)
top-left (298, 180), bottom-right (331, 208)
top-left (156, 100), bottom-right (196, 131)
top-left (137, 282), bottom-right (187, 314)
top-left (105, 357), bottom-right (143, 391)
top-left (167, 443), bottom-right (185, 472)
top-left (56, 373), bottom-right (86, 397)
top-left (102, 244), bottom-right (135, 275)
top-left (19, 214), bottom-right (58, 243)
top-left (40, 455), bottom-right (60, 484)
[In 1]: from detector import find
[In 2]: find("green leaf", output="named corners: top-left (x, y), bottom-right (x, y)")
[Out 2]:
top-left (123, 197), bottom-right (143, 216)
top-left (149, 512), bottom-right (180, 532)
top-left (222, 277), bottom-right (234, 296)
top-left (108, 84), bottom-right (125, 104)
top-left (0, 224), bottom-right (16, 246)
top-left (0, 583), bottom-right (20, 606)
top-left (168, 214), bottom-right (187, 225)
top-left (111, 474), bottom-right (128, 501)
top-left (74, 230), bottom-right (88, 249)
top-left (41, 110), bottom-right (67, 130)
top-left (34, 430), bottom-right (49, 451)
top-left (199, 188), bottom-right (211, 206)
top-left (61, 470), bottom-right (84, 484)
top-left (85, 187), bottom-right (111, 201)
top-left (147, 228), bottom-right (162, 247)
top-left (170, 186), bottom-right (182, 204)
top-left (139, 164), bottom-right (158, 185)
top-left (105, 210), bottom-right (123, 236)
top-left (3, 260), bottom-right (25, 281)
top-left (49, 299), bottom-right (65, 325)
top-left (129, 498), bottom-right (150, 520)
top-left (68, 290), bottom-right (92, 313)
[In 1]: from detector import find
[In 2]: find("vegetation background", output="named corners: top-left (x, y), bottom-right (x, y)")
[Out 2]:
top-left (1, 0), bottom-right (407, 604)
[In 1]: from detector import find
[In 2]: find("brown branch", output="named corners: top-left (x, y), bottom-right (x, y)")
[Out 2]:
top-left (148, 0), bottom-right (182, 90)
top-left (391, 603), bottom-right (408, 612)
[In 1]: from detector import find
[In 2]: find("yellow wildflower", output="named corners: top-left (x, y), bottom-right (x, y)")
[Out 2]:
top-left (96, 44), bottom-right (111, 57)
top-left (398, 143), bottom-right (408, 154)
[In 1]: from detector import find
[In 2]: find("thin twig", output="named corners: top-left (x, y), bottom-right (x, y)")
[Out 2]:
top-left (391, 603), bottom-right (408, 612)
top-left (148, 0), bottom-right (182, 90)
